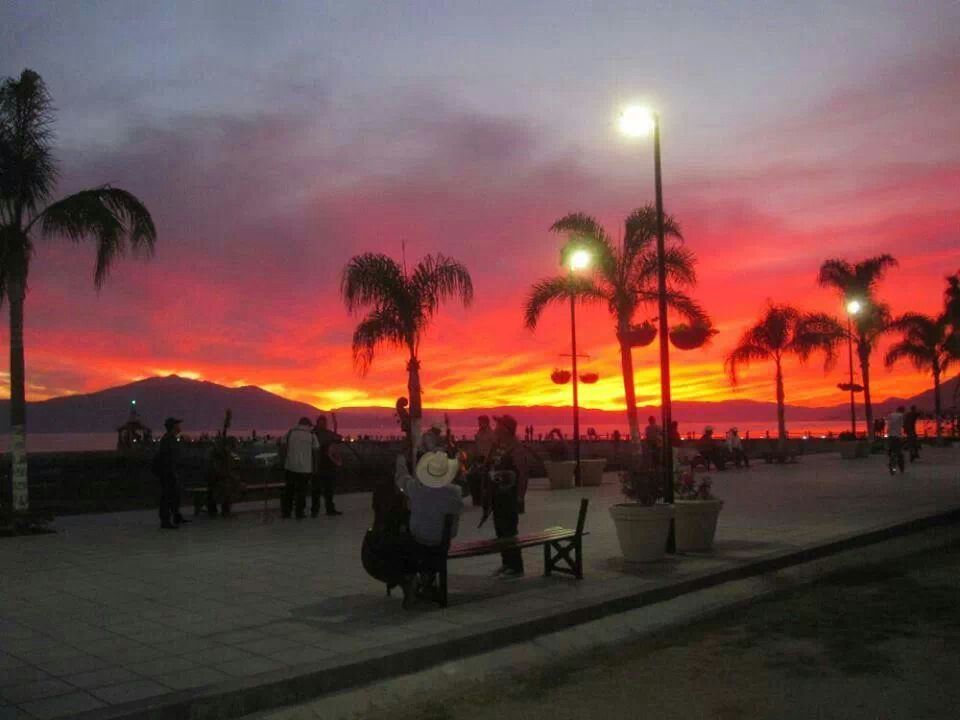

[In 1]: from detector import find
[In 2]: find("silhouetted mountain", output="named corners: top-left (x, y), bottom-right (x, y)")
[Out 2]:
top-left (0, 375), bottom-right (321, 433)
top-left (0, 374), bottom-right (954, 434)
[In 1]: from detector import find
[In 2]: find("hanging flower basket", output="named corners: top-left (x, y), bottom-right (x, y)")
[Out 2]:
top-left (551, 369), bottom-right (572, 385)
top-left (579, 372), bottom-right (599, 384)
top-left (669, 322), bottom-right (718, 351)
top-left (618, 322), bottom-right (657, 348)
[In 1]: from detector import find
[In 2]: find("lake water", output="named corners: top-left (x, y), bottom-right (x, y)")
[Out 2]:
top-left (0, 420), bottom-right (859, 452)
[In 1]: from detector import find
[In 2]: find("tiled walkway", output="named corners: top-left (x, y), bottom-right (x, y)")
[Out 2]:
top-left (1, 447), bottom-right (959, 719)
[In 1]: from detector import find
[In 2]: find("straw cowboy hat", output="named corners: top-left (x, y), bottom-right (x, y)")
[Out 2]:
top-left (415, 451), bottom-right (460, 488)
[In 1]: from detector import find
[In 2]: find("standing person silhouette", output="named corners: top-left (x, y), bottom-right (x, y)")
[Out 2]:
top-left (313, 414), bottom-right (344, 516)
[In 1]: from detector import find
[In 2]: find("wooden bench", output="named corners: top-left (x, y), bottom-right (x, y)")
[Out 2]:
top-left (188, 482), bottom-right (286, 515)
top-left (427, 498), bottom-right (590, 607)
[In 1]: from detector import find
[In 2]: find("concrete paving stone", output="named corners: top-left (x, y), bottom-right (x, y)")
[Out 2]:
top-left (0, 703), bottom-right (36, 720)
top-left (214, 656), bottom-right (288, 678)
top-left (267, 646), bottom-right (339, 667)
top-left (123, 628), bottom-right (192, 646)
top-left (87, 643), bottom-right (169, 665)
top-left (88, 679), bottom-right (171, 706)
top-left (0, 666), bottom-right (50, 690)
top-left (152, 666), bottom-right (234, 692)
top-left (209, 628), bottom-right (269, 645)
top-left (160, 637), bottom-right (217, 655)
top-left (4, 644), bottom-right (80, 666)
top-left (29, 653), bottom-right (110, 678)
top-left (0, 678), bottom-right (74, 704)
top-left (125, 656), bottom-right (199, 677)
top-left (19, 690), bottom-right (105, 720)
top-left (61, 666), bottom-right (140, 690)
top-left (178, 646), bottom-right (257, 666)
top-left (232, 637), bottom-right (304, 656)
top-left (0, 657), bottom-right (24, 674)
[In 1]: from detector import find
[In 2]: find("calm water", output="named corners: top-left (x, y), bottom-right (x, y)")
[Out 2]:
top-left (0, 420), bottom-right (859, 453)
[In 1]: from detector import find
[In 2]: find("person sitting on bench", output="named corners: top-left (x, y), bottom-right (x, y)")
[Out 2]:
top-left (394, 452), bottom-right (464, 608)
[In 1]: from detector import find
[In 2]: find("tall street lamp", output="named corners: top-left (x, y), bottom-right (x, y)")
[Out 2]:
top-left (845, 299), bottom-right (862, 437)
top-left (567, 247), bottom-right (592, 487)
top-left (619, 104), bottom-right (675, 551)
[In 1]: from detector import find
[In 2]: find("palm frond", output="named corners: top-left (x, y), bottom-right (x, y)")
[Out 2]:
top-left (884, 340), bottom-right (932, 372)
top-left (792, 311), bottom-right (845, 370)
top-left (351, 307), bottom-right (407, 375)
top-left (0, 69), bottom-right (58, 220)
top-left (410, 253), bottom-right (473, 318)
top-left (623, 205), bottom-right (683, 250)
top-left (855, 254), bottom-right (898, 292)
top-left (340, 253), bottom-right (406, 314)
top-left (633, 243), bottom-right (697, 287)
top-left (523, 275), bottom-right (604, 330)
top-left (633, 288), bottom-right (707, 323)
top-left (35, 186), bottom-right (156, 287)
top-left (817, 258), bottom-right (854, 292)
top-left (550, 212), bottom-right (616, 277)
top-left (725, 342), bottom-right (772, 386)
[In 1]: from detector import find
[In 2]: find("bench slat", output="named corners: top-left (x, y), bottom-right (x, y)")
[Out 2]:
top-left (448, 530), bottom-right (589, 558)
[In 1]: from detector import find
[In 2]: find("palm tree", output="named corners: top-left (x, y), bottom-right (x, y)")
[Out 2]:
top-left (884, 313), bottom-right (956, 438)
top-left (524, 207), bottom-right (707, 443)
top-left (817, 255), bottom-right (898, 435)
top-left (0, 69), bottom-right (156, 511)
top-left (944, 272), bottom-right (960, 411)
top-left (341, 252), bottom-right (473, 459)
top-left (726, 304), bottom-right (844, 449)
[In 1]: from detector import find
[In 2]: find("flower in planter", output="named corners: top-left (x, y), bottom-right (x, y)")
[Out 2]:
top-left (619, 467), bottom-right (663, 506)
top-left (674, 470), bottom-right (714, 500)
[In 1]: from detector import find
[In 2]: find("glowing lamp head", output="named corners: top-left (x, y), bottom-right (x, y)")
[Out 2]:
top-left (846, 299), bottom-right (862, 316)
top-left (568, 248), bottom-right (592, 272)
top-left (618, 105), bottom-right (656, 137)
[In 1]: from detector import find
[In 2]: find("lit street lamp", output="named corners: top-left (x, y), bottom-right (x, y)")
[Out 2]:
top-left (844, 299), bottom-right (863, 436)
top-left (620, 104), bottom-right (675, 551)
top-left (566, 246), bottom-right (592, 487)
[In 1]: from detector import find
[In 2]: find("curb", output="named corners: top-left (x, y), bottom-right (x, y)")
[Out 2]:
top-left (75, 506), bottom-right (960, 720)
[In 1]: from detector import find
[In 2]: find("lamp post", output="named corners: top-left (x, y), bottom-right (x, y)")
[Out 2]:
top-left (619, 105), bottom-right (675, 551)
top-left (845, 299), bottom-right (862, 437)
top-left (567, 248), bottom-right (592, 487)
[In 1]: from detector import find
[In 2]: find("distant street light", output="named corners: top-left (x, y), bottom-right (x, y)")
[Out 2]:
top-left (845, 299), bottom-right (863, 436)
top-left (619, 103), bottom-right (675, 551)
top-left (566, 246), bottom-right (592, 487)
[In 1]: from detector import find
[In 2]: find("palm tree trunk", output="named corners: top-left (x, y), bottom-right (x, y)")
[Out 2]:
top-left (858, 341), bottom-right (873, 437)
top-left (618, 336), bottom-right (640, 443)
top-left (7, 276), bottom-right (28, 511)
top-left (933, 368), bottom-right (942, 439)
top-left (407, 355), bottom-right (422, 466)
top-left (775, 358), bottom-right (786, 452)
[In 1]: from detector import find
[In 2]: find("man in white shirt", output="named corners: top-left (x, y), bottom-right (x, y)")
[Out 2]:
top-left (282, 417), bottom-right (319, 518)
top-left (885, 406), bottom-right (906, 475)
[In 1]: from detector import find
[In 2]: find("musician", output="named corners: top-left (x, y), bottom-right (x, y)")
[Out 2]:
top-left (395, 452), bottom-right (464, 607)
top-left (480, 415), bottom-right (528, 577)
top-left (468, 416), bottom-right (495, 506)
top-left (313, 414), bottom-right (344, 517)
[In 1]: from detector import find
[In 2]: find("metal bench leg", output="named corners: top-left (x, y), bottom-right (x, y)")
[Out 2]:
top-left (439, 558), bottom-right (448, 608)
top-left (575, 536), bottom-right (583, 579)
top-left (544, 542), bottom-right (553, 576)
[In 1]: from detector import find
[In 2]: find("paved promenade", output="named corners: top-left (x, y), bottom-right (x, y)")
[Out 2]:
top-left (1, 447), bottom-right (959, 719)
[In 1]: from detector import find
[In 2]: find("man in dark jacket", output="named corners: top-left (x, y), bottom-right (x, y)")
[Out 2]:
top-left (153, 417), bottom-right (186, 529)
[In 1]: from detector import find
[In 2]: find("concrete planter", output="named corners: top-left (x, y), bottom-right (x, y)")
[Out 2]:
top-left (609, 503), bottom-right (675, 562)
top-left (673, 499), bottom-right (724, 551)
top-left (839, 441), bottom-right (869, 459)
top-left (544, 460), bottom-right (576, 490)
top-left (579, 458), bottom-right (607, 486)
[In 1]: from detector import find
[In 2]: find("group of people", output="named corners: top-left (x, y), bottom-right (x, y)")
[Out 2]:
top-left (150, 413), bottom-right (346, 529)
top-left (641, 416), bottom-right (749, 471)
top-left (364, 413), bottom-right (529, 609)
top-left (280, 415), bottom-right (345, 519)
top-left (884, 405), bottom-right (922, 474)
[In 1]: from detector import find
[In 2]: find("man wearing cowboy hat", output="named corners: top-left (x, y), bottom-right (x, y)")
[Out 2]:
top-left (395, 451), bottom-right (464, 607)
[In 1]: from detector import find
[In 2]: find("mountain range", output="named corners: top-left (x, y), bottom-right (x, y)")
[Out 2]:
top-left (0, 374), bottom-right (955, 434)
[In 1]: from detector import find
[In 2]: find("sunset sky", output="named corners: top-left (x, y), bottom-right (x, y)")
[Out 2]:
top-left (1, 1), bottom-right (958, 412)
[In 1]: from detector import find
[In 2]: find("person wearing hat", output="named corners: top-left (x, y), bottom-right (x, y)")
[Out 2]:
top-left (419, 419), bottom-right (445, 455)
top-left (481, 415), bottom-right (528, 577)
top-left (726, 427), bottom-right (748, 468)
top-left (395, 451), bottom-right (464, 607)
top-left (152, 417), bottom-right (186, 529)
top-left (281, 417), bottom-right (319, 519)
